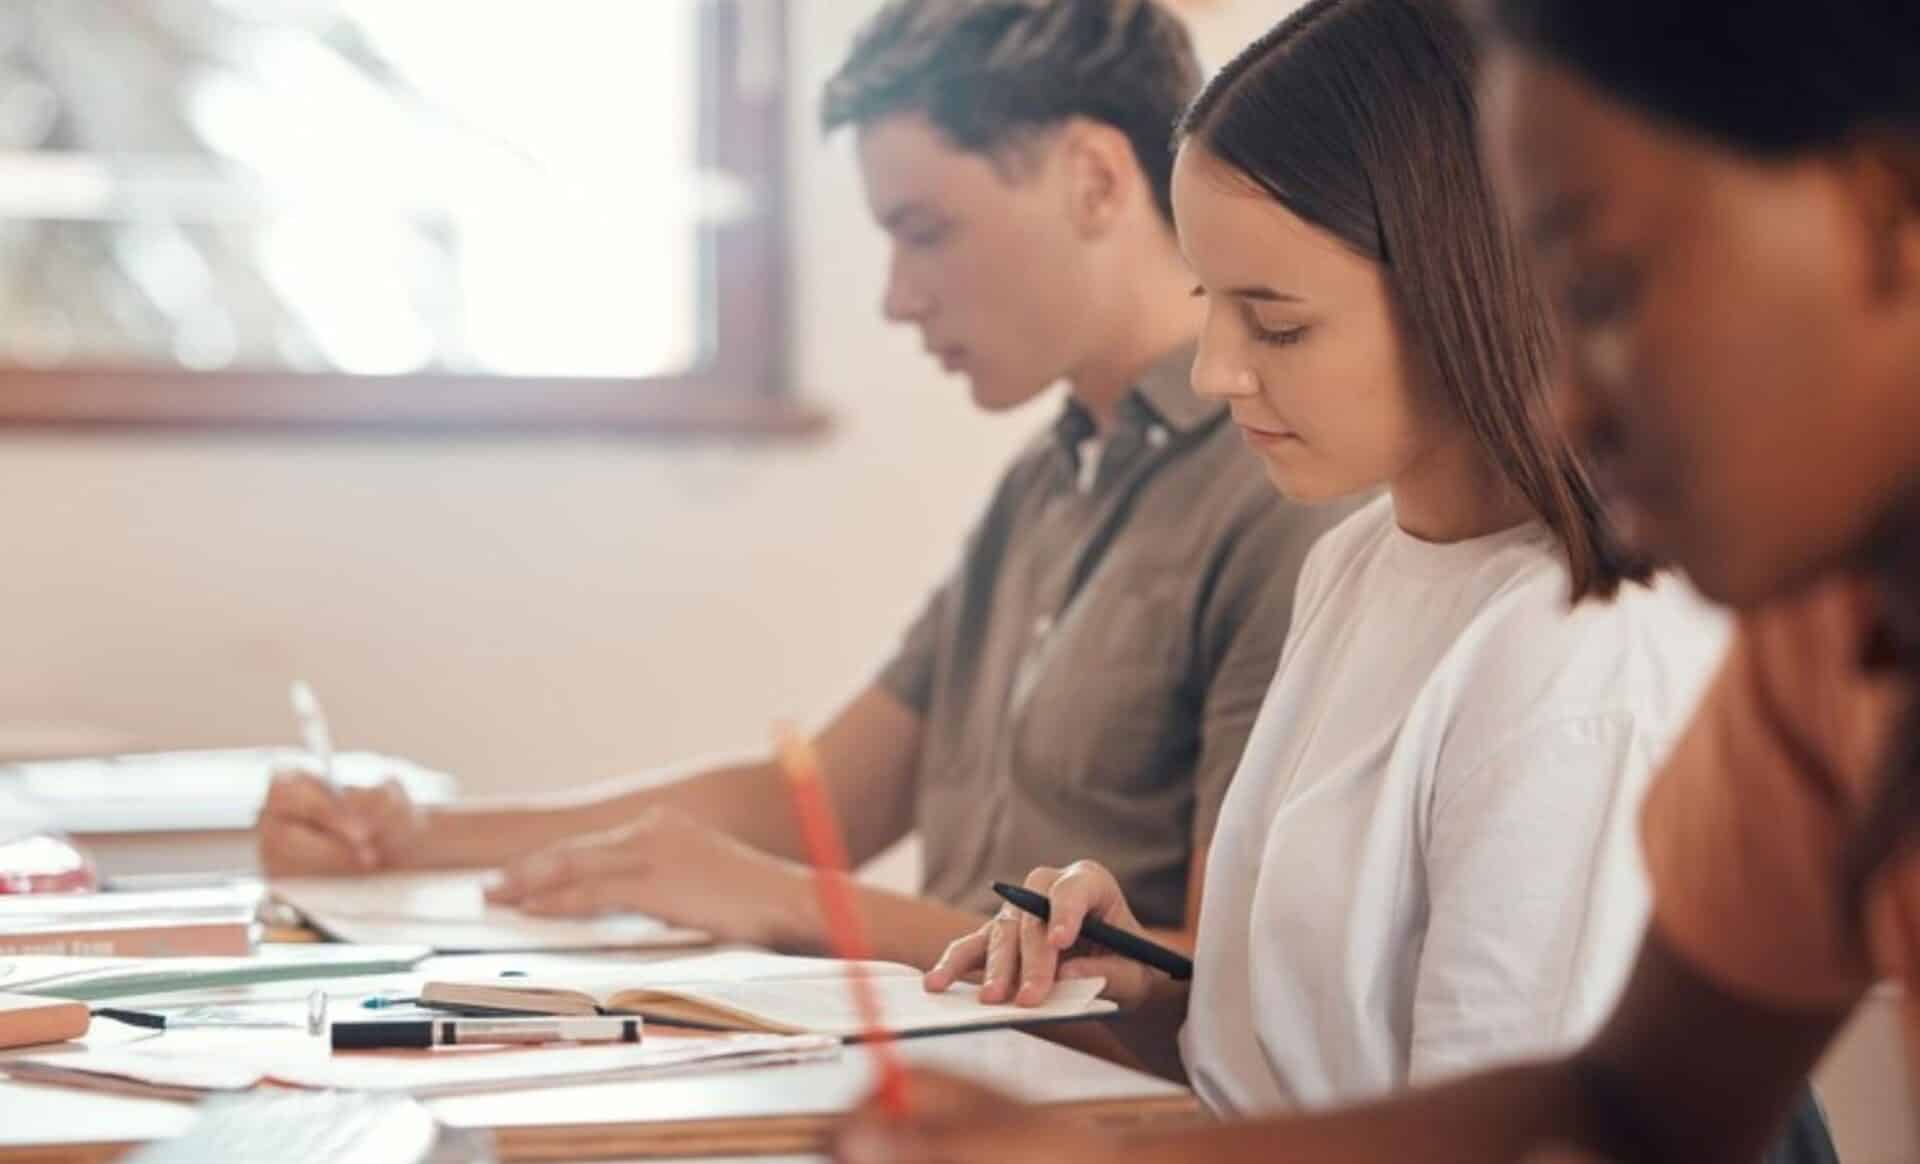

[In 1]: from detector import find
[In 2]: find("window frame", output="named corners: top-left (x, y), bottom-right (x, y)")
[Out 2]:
top-left (0, 0), bottom-right (821, 438)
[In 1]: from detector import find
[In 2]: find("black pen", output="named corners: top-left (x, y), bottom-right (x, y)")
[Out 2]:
top-left (91, 1006), bottom-right (306, 1032)
top-left (991, 882), bottom-right (1193, 982)
top-left (91, 1007), bottom-right (167, 1030)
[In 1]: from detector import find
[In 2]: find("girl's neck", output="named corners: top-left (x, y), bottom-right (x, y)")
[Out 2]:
top-left (1388, 429), bottom-right (1534, 544)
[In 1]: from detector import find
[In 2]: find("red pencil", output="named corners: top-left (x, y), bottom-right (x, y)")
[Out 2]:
top-left (774, 723), bottom-right (913, 1116)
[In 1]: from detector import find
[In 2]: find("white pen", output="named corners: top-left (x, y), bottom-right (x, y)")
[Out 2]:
top-left (289, 678), bottom-right (372, 864)
top-left (289, 680), bottom-right (335, 786)
top-left (330, 1016), bottom-right (643, 1051)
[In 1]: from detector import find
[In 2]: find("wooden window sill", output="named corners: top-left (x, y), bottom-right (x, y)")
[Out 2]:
top-left (0, 368), bottom-right (830, 439)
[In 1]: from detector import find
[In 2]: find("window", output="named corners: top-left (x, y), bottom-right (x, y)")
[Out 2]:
top-left (0, 0), bottom-right (815, 434)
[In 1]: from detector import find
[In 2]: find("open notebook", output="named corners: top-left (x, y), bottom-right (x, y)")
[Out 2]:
top-left (421, 950), bottom-right (1117, 1039)
top-left (271, 872), bottom-right (710, 953)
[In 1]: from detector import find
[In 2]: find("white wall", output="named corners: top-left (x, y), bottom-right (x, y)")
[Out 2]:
top-left (0, 2), bottom-right (1286, 797)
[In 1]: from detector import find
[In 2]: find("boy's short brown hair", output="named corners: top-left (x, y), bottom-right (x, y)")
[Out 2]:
top-left (821, 0), bottom-right (1202, 224)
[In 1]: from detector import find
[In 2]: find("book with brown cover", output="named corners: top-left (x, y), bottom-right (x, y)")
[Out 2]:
top-left (0, 920), bottom-right (250, 957)
top-left (0, 884), bottom-right (258, 958)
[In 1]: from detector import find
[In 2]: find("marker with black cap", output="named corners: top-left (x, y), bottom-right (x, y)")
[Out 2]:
top-left (331, 1015), bottom-right (642, 1050)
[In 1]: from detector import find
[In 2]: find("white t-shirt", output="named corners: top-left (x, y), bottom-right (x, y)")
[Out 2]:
top-left (1179, 495), bottom-right (1728, 1115)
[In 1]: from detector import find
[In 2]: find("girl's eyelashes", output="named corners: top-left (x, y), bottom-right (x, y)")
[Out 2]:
top-left (1252, 322), bottom-right (1311, 347)
top-left (1192, 284), bottom-right (1312, 346)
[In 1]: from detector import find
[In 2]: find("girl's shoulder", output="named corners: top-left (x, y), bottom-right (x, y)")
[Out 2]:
top-left (1422, 569), bottom-right (1731, 775)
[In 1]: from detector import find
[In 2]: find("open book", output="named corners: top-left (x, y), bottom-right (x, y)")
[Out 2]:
top-left (421, 950), bottom-right (1117, 1038)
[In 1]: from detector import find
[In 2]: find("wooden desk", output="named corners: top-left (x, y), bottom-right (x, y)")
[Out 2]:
top-left (0, 770), bottom-right (1197, 1160)
top-left (0, 1028), bottom-right (1197, 1163)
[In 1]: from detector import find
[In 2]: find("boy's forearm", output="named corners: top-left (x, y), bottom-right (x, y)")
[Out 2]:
top-left (397, 758), bottom-right (791, 870)
top-left (400, 800), bottom-right (605, 869)
top-left (770, 878), bottom-right (983, 967)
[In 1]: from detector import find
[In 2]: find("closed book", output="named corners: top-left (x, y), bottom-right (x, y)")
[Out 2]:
top-left (0, 991), bottom-right (89, 1049)
top-left (0, 920), bottom-right (250, 957)
top-left (0, 884), bottom-right (258, 958)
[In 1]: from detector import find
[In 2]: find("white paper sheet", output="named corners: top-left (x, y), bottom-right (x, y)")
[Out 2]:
top-left (6, 1030), bottom-right (840, 1097)
top-left (271, 871), bottom-right (711, 953)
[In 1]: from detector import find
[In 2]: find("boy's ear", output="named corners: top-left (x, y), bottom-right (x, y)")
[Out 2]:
top-left (1061, 118), bottom-right (1137, 239)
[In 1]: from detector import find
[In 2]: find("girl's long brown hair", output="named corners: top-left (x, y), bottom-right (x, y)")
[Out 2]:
top-left (1178, 0), bottom-right (1651, 602)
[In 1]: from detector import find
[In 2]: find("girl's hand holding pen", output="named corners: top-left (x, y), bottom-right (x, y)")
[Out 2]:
top-left (923, 860), bottom-right (1156, 1010)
